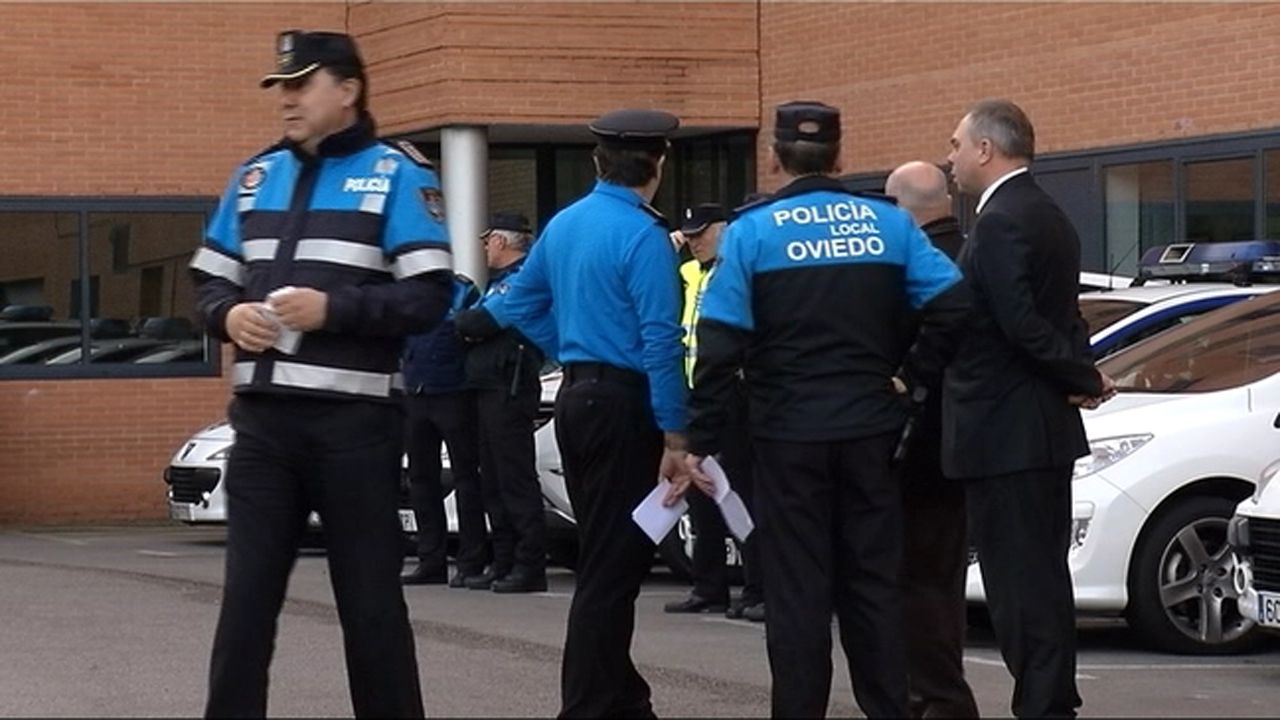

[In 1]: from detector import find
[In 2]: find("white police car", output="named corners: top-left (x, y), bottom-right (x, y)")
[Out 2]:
top-left (1228, 459), bottom-right (1280, 633)
top-left (968, 284), bottom-right (1280, 654)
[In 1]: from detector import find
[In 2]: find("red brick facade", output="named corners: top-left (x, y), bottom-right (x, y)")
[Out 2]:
top-left (2, 1), bottom-right (1277, 524)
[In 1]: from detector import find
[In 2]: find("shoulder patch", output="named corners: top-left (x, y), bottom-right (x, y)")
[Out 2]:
top-left (420, 188), bottom-right (445, 222)
top-left (391, 139), bottom-right (435, 169)
top-left (239, 164), bottom-right (266, 191)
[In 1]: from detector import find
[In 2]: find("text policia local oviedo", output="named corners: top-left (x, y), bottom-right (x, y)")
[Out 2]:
top-left (772, 201), bottom-right (886, 262)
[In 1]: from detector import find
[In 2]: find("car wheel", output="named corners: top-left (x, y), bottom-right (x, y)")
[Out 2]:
top-left (1126, 495), bottom-right (1264, 654)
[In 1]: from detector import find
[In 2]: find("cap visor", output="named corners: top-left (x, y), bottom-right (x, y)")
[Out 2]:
top-left (679, 222), bottom-right (710, 236)
top-left (260, 62), bottom-right (321, 88)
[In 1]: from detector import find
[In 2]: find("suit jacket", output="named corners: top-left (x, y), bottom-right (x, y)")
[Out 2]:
top-left (941, 173), bottom-right (1103, 479)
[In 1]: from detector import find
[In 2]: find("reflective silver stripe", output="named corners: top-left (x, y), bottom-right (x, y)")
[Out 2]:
top-left (190, 247), bottom-right (244, 286)
top-left (232, 361), bottom-right (255, 386)
top-left (294, 238), bottom-right (389, 273)
top-left (242, 238), bottom-right (279, 262)
top-left (237, 196), bottom-right (255, 213)
top-left (359, 193), bottom-right (387, 215)
top-left (391, 248), bottom-right (452, 279)
top-left (272, 361), bottom-right (396, 397)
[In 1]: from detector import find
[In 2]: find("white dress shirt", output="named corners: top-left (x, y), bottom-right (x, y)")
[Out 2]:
top-left (975, 166), bottom-right (1029, 214)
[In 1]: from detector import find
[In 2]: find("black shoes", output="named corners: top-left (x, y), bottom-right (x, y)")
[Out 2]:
top-left (663, 594), bottom-right (728, 614)
top-left (742, 602), bottom-right (766, 623)
top-left (401, 563), bottom-right (448, 586)
top-left (463, 568), bottom-right (507, 590)
top-left (492, 568), bottom-right (548, 594)
top-left (726, 597), bottom-right (766, 622)
top-left (449, 569), bottom-right (483, 589)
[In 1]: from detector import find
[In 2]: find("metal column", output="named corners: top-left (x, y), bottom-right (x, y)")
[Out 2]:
top-left (441, 126), bottom-right (489, 287)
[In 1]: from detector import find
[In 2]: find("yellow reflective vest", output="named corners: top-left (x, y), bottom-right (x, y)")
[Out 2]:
top-left (680, 259), bottom-right (713, 387)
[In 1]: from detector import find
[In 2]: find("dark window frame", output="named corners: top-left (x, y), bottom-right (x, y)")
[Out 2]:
top-left (0, 196), bottom-right (219, 381)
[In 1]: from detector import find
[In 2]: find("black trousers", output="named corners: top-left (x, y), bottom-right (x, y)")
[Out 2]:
top-left (405, 389), bottom-right (486, 574)
top-left (206, 394), bottom-right (423, 719)
top-left (901, 449), bottom-right (978, 718)
top-left (688, 417), bottom-right (762, 605)
top-left (968, 466), bottom-right (1080, 719)
top-left (754, 433), bottom-right (908, 719)
top-left (556, 367), bottom-right (661, 719)
top-left (476, 381), bottom-right (546, 575)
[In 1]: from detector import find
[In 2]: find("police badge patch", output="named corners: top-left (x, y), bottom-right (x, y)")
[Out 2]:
top-left (240, 165), bottom-right (266, 191)
top-left (420, 188), bottom-right (445, 222)
top-left (374, 157), bottom-right (399, 175)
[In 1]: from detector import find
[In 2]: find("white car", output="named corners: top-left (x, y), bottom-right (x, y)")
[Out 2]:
top-left (967, 290), bottom-right (1280, 653)
top-left (1081, 284), bottom-right (1277, 361)
top-left (1229, 459), bottom-right (1280, 632)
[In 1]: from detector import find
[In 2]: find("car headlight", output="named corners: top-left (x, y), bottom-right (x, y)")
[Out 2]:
top-left (1254, 459), bottom-right (1280, 502)
top-left (1073, 434), bottom-right (1153, 480)
top-left (207, 445), bottom-right (233, 461)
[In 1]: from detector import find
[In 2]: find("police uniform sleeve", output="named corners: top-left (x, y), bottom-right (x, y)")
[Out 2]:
top-left (323, 159), bottom-right (453, 337)
top-left (484, 238), bottom-right (555, 351)
top-left (687, 220), bottom-right (754, 456)
top-left (967, 210), bottom-right (1103, 396)
top-left (897, 213), bottom-right (970, 394)
top-left (189, 170), bottom-right (248, 343)
top-left (620, 225), bottom-right (687, 433)
top-left (475, 289), bottom-right (560, 359)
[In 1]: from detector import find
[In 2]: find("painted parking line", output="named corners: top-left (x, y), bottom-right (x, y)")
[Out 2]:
top-left (137, 550), bottom-right (182, 558)
top-left (11, 532), bottom-right (89, 547)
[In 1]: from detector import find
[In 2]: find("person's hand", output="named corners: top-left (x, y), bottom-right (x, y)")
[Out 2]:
top-left (684, 453), bottom-right (717, 497)
top-left (225, 302), bottom-right (279, 353)
top-left (1069, 372), bottom-right (1119, 410)
top-left (269, 287), bottom-right (328, 331)
top-left (660, 448), bottom-right (691, 506)
top-left (1099, 371), bottom-right (1118, 401)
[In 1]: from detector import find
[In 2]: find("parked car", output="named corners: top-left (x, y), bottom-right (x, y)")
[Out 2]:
top-left (967, 289), bottom-right (1280, 654)
top-left (1081, 284), bottom-right (1277, 361)
top-left (1228, 458), bottom-right (1280, 633)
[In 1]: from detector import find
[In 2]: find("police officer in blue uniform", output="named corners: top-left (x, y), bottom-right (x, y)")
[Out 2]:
top-left (486, 109), bottom-right (691, 718)
top-left (401, 273), bottom-right (485, 587)
top-left (453, 211), bottom-right (549, 593)
top-left (685, 101), bottom-right (970, 719)
top-left (191, 30), bottom-right (451, 718)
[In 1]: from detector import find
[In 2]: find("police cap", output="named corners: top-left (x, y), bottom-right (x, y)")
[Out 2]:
top-left (485, 211), bottom-right (533, 235)
top-left (260, 30), bottom-right (365, 89)
top-left (774, 101), bottom-right (840, 143)
top-left (589, 109), bottom-right (680, 151)
top-left (679, 203), bottom-right (728, 235)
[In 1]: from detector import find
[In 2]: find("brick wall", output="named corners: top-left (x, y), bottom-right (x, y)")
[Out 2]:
top-left (757, 2), bottom-right (1280, 188)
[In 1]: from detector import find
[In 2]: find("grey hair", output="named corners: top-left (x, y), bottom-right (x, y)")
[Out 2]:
top-left (492, 229), bottom-right (533, 253)
top-left (965, 99), bottom-right (1035, 161)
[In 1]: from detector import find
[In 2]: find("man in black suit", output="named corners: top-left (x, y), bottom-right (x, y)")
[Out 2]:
top-left (884, 161), bottom-right (978, 719)
top-left (943, 99), bottom-right (1114, 719)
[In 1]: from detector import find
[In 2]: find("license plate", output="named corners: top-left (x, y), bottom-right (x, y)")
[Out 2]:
top-left (1258, 590), bottom-right (1280, 628)
top-left (399, 509), bottom-right (418, 533)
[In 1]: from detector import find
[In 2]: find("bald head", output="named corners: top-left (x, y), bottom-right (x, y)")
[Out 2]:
top-left (885, 161), bottom-right (952, 226)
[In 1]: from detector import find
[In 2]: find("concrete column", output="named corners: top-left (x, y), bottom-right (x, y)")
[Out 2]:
top-left (441, 125), bottom-right (489, 287)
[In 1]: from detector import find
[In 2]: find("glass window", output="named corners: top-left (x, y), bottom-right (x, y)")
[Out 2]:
top-left (1078, 298), bottom-right (1146, 335)
top-left (1266, 149), bottom-right (1280, 239)
top-left (1184, 157), bottom-right (1255, 243)
top-left (488, 148), bottom-right (538, 230)
top-left (1100, 293), bottom-right (1280, 394)
top-left (0, 212), bottom-right (81, 362)
top-left (1104, 162), bottom-right (1174, 276)
top-left (553, 147), bottom-right (596, 212)
top-left (0, 205), bottom-right (214, 377)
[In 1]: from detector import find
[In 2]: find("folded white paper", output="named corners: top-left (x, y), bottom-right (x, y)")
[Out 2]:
top-left (702, 456), bottom-right (755, 542)
top-left (631, 478), bottom-right (689, 545)
top-left (263, 287), bottom-right (303, 355)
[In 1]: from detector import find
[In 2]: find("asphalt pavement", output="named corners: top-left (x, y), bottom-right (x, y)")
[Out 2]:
top-left (2, 524), bottom-right (1279, 717)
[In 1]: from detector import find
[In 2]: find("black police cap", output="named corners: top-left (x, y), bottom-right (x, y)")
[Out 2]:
top-left (774, 101), bottom-right (840, 143)
top-left (485, 211), bottom-right (532, 235)
top-left (589, 109), bottom-right (679, 150)
top-left (679, 203), bottom-right (728, 235)
top-left (261, 30), bottom-right (365, 89)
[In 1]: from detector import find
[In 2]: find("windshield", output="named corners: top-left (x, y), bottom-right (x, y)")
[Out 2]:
top-left (1098, 293), bottom-right (1280, 394)
top-left (1079, 298), bottom-right (1145, 335)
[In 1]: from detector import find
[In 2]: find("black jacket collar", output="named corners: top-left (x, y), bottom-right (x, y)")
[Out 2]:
top-left (921, 216), bottom-right (962, 237)
top-left (772, 174), bottom-right (852, 201)
top-left (287, 112), bottom-right (378, 161)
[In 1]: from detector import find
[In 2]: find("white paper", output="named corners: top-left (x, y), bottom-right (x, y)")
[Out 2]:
top-left (263, 287), bottom-right (302, 355)
top-left (631, 479), bottom-right (689, 544)
top-left (701, 456), bottom-right (754, 542)
top-left (718, 489), bottom-right (755, 543)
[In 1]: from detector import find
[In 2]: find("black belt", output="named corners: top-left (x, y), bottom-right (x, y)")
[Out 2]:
top-left (563, 362), bottom-right (647, 389)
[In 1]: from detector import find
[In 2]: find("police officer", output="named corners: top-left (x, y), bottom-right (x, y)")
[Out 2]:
top-left (485, 109), bottom-right (691, 718)
top-left (685, 101), bottom-right (970, 719)
top-left (191, 30), bottom-right (451, 718)
top-left (453, 211), bottom-right (548, 593)
top-left (664, 203), bottom-right (764, 621)
top-left (401, 273), bottom-right (486, 587)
